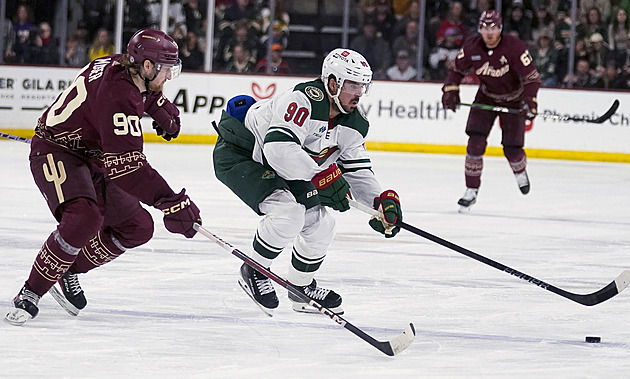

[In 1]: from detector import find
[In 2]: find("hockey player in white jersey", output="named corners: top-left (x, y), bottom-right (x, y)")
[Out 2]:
top-left (213, 48), bottom-right (403, 315)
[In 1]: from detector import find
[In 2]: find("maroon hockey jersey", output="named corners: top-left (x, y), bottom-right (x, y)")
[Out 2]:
top-left (446, 34), bottom-right (541, 102)
top-left (33, 54), bottom-right (175, 205)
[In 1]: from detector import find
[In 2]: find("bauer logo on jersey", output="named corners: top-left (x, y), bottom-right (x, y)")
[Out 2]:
top-left (305, 86), bottom-right (324, 102)
top-left (262, 170), bottom-right (276, 179)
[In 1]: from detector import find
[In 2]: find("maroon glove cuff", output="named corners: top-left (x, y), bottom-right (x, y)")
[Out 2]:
top-left (311, 163), bottom-right (343, 189)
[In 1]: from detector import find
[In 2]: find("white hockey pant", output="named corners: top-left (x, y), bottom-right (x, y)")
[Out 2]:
top-left (254, 189), bottom-right (335, 286)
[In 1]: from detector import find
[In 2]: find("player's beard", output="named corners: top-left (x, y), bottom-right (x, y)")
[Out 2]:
top-left (148, 80), bottom-right (164, 92)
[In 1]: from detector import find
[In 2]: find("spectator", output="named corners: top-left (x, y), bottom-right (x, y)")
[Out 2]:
top-left (386, 49), bottom-right (418, 80)
top-left (464, 0), bottom-right (492, 36)
top-left (255, 43), bottom-right (290, 75)
top-left (224, 0), bottom-right (260, 25)
top-left (587, 32), bottom-right (612, 74)
top-left (595, 60), bottom-right (628, 88)
top-left (180, 31), bottom-right (204, 71)
top-left (530, 6), bottom-right (555, 43)
top-left (350, 16), bottom-right (392, 78)
top-left (392, 0), bottom-right (422, 40)
top-left (531, 35), bottom-right (558, 86)
top-left (260, 20), bottom-right (289, 52)
top-left (12, 4), bottom-right (35, 64)
top-left (184, 0), bottom-right (207, 37)
top-left (563, 58), bottom-right (601, 88)
top-left (217, 18), bottom-right (260, 70)
top-left (373, 0), bottom-right (397, 43)
top-left (580, 0), bottom-right (611, 24)
top-left (556, 38), bottom-right (589, 81)
top-left (393, 20), bottom-right (425, 67)
top-left (428, 27), bottom-right (462, 80)
top-left (65, 32), bottom-right (89, 67)
top-left (166, 0), bottom-right (188, 36)
top-left (613, 32), bottom-right (630, 69)
top-left (608, 8), bottom-right (630, 51)
top-left (224, 43), bottom-right (255, 73)
top-left (584, 7), bottom-right (608, 41)
top-left (504, 3), bottom-right (533, 42)
top-left (554, 10), bottom-right (587, 49)
top-left (88, 28), bottom-right (115, 62)
top-left (436, 1), bottom-right (467, 46)
top-left (27, 22), bottom-right (59, 65)
top-left (3, 17), bottom-right (16, 63)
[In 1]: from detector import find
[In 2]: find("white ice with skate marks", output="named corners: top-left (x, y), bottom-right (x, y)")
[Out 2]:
top-left (1, 141), bottom-right (630, 377)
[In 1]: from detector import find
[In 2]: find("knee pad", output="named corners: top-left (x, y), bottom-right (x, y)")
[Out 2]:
top-left (110, 208), bottom-right (154, 249)
top-left (57, 197), bottom-right (103, 248)
top-left (467, 134), bottom-right (488, 156)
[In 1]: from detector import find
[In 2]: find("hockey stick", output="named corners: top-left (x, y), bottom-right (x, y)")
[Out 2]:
top-left (192, 223), bottom-right (415, 356)
top-left (0, 131), bottom-right (32, 143)
top-left (349, 199), bottom-right (630, 306)
top-left (458, 99), bottom-right (619, 124)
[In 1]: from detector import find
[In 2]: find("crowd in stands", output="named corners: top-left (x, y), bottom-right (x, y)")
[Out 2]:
top-left (3, 0), bottom-right (630, 89)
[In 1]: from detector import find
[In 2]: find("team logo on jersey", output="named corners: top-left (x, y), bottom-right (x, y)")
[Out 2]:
top-left (476, 61), bottom-right (510, 77)
top-left (305, 86), bottom-right (324, 101)
top-left (318, 125), bottom-right (327, 134)
top-left (261, 170), bottom-right (276, 179)
top-left (500, 55), bottom-right (508, 65)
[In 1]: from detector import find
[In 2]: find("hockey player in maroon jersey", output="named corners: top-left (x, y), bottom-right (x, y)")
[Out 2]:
top-left (5, 28), bottom-right (202, 326)
top-left (441, 10), bottom-right (541, 211)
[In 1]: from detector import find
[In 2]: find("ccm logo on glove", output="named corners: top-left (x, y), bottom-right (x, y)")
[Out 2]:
top-left (160, 197), bottom-right (192, 215)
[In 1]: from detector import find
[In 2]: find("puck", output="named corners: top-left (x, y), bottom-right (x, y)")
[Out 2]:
top-left (585, 336), bottom-right (601, 343)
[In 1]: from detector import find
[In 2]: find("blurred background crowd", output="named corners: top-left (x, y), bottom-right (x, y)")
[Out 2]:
top-left (2, 0), bottom-right (630, 90)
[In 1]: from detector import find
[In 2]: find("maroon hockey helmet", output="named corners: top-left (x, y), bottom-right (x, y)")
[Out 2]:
top-left (478, 10), bottom-right (503, 31)
top-left (127, 28), bottom-right (179, 66)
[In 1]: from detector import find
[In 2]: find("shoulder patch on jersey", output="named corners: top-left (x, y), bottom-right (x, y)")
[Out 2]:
top-left (304, 86), bottom-right (324, 102)
top-left (334, 109), bottom-right (370, 138)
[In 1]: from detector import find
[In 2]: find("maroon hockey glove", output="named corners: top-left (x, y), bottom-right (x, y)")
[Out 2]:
top-left (441, 85), bottom-right (460, 112)
top-left (145, 91), bottom-right (181, 140)
top-left (155, 189), bottom-right (201, 238)
top-left (521, 97), bottom-right (538, 120)
top-left (311, 164), bottom-right (350, 212)
top-left (369, 190), bottom-right (402, 238)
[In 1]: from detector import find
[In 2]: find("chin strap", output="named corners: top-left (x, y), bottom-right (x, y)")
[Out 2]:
top-left (324, 80), bottom-right (349, 114)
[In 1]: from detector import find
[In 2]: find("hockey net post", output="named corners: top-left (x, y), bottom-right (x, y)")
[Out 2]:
top-left (349, 199), bottom-right (630, 306)
top-left (458, 99), bottom-right (619, 124)
top-left (193, 223), bottom-right (415, 356)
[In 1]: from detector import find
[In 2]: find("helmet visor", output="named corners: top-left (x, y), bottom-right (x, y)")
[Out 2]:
top-left (341, 80), bottom-right (371, 96)
top-left (157, 59), bottom-right (182, 80)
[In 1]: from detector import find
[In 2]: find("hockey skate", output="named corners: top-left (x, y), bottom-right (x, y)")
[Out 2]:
top-left (458, 188), bottom-right (479, 212)
top-left (515, 170), bottom-right (530, 194)
top-left (49, 271), bottom-right (87, 316)
top-left (288, 279), bottom-right (343, 315)
top-left (238, 263), bottom-right (279, 317)
top-left (5, 286), bottom-right (40, 326)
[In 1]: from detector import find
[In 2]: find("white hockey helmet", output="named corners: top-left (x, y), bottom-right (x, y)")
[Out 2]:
top-left (321, 48), bottom-right (372, 113)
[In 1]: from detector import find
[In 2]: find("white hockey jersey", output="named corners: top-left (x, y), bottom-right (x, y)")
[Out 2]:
top-left (244, 79), bottom-right (382, 206)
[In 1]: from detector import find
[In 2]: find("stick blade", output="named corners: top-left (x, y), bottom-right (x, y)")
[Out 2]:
top-left (379, 323), bottom-right (416, 356)
top-left (614, 270), bottom-right (630, 293)
top-left (590, 99), bottom-right (619, 123)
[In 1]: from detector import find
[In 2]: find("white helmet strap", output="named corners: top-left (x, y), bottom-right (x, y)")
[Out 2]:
top-left (324, 75), bottom-right (349, 114)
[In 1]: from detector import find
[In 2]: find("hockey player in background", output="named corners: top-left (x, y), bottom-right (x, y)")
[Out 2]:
top-left (213, 48), bottom-right (403, 315)
top-left (441, 10), bottom-right (541, 211)
top-left (5, 28), bottom-right (202, 326)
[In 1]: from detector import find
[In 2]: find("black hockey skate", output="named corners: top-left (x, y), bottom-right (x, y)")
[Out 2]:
top-left (458, 188), bottom-right (479, 212)
top-left (49, 271), bottom-right (87, 316)
top-left (515, 170), bottom-right (530, 194)
top-left (5, 286), bottom-right (40, 326)
top-left (238, 263), bottom-right (279, 317)
top-left (288, 279), bottom-right (343, 315)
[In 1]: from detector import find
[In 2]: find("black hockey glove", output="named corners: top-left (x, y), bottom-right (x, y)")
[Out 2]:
top-left (521, 97), bottom-right (538, 120)
top-left (441, 85), bottom-right (460, 112)
top-left (369, 190), bottom-right (402, 238)
top-left (153, 120), bottom-right (180, 141)
top-left (311, 164), bottom-right (350, 212)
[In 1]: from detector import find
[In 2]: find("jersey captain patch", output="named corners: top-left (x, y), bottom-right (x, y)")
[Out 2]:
top-left (305, 86), bottom-right (324, 101)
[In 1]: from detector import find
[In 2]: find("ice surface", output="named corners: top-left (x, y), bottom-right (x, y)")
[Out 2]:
top-left (1, 140), bottom-right (629, 377)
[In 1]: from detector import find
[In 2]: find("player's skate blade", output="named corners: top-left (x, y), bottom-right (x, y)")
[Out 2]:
top-left (5, 308), bottom-right (33, 326)
top-left (289, 279), bottom-right (344, 315)
top-left (458, 188), bottom-right (478, 213)
top-left (238, 278), bottom-right (275, 317)
top-left (49, 284), bottom-right (80, 316)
